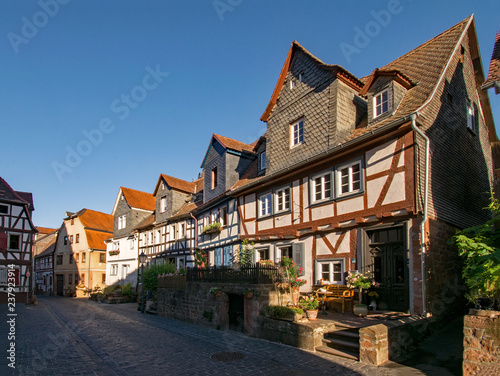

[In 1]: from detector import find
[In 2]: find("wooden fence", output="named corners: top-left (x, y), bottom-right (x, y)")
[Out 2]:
top-left (186, 264), bottom-right (281, 284)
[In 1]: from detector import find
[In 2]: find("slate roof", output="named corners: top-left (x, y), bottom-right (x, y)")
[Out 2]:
top-left (121, 187), bottom-right (156, 211)
top-left (483, 31), bottom-right (500, 93)
top-left (0, 177), bottom-right (34, 209)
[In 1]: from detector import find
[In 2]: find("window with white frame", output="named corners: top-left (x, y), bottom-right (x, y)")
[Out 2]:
top-left (179, 223), bottom-right (185, 238)
top-left (374, 89), bottom-right (389, 117)
top-left (258, 192), bottom-right (272, 217)
top-left (259, 151), bottom-right (266, 171)
top-left (121, 264), bottom-right (130, 280)
top-left (118, 215), bottom-right (127, 230)
top-left (111, 264), bottom-right (118, 276)
top-left (290, 119), bottom-right (304, 147)
top-left (336, 160), bottom-right (363, 197)
top-left (275, 186), bottom-right (291, 213)
top-left (210, 210), bottom-right (217, 224)
top-left (219, 207), bottom-right (227, 227)
top-left (311, 171), bottom-right (332, 203)
top-left (160, 196), bottom-right (167, 212)
top-left (315, 259), bottom-right (344, 284)
top-left (257, 248), bottom-right (270, 261)
top-left (467, 98), bottom-right (476, 132)
top-left (223, 246), bottom-right (231, 266)
top-left (171, 225), bottom-right (176, 240)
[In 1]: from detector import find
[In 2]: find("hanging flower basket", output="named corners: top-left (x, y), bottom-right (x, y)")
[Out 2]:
top-left (108, 250), bottom-right (120, 256)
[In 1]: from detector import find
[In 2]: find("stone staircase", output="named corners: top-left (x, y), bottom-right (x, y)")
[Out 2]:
top-left (315, 325), bottom-right (360, 360)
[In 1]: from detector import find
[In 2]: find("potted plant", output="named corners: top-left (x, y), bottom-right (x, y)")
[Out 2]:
top-left (299, 296), bottom-right (320, 320)
top-left (202, 222), bottom-right (222, 235)
top-left (242, 288), bottom-right (254, 299)
top-left (209, 287), bottom-right (222, 296)
top-left (346, 270), bottom-right (378, 317)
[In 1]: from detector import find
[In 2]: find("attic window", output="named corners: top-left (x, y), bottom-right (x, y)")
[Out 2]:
top-left (466, 98), bottom-right (476, 132)
top-left (460, 45), bottom-right (465, 64)
top-left (290, 119), bottom-right (304, 148)
top-left (374, 89), bottom-right (389, 118)
top-left (299, 72), bottom-right (304, 82)
top-left (121, 195), bottom-right (124, 200)
top-left (211, 167), bottom-right (218, 190)
top-left (290, 79), bottom-right (295, 90)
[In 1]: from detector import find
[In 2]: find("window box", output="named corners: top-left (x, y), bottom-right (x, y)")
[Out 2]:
top-left (203, 222), bottom-right (222, 235)
top-left (108, 250), bottom-right (120, 256)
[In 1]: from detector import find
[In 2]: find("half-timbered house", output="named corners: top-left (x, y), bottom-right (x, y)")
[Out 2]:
top-left (0, 177), bottom-right (36, 304)
top-left (195, 134), bottom-right (257, 266)
top-left (137, 174), bottom-right (203, 268)
top-left (230, 16), bottom-right (497, 316)
top-left (33, 227), bottom-right (58, 295)
top-left (106, 187), bottom-right (155, 286)
top-left (53, 209), bottom-right (113, 296)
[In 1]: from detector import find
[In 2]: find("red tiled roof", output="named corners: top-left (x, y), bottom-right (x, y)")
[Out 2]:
top-left (213, 134), bottom-right (256, 154)
top-left (85, 229), bottom-right (109, 250)
top-left (36, 227), bottom-right (57, 235)
top-left (170, 201), bottom-right (203, 220)
top-left (154, 174), bottom-right (200, 196)
top-left (78, 209), bottom-right (113, 233)
top-left (121, 187), bottom-right (156, 211)
top-left (483, 31), bottom-right (500, 92)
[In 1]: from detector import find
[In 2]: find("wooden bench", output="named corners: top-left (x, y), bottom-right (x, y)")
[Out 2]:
top-left (315, 285), bottom-right (354, 313)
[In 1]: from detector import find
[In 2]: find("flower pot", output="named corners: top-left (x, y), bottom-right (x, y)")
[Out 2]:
top-left (306, 309), bottom-right (318, 320)
top-left (216, 291), bottom-right (222, 297)
top-left (245, 292), bottom-right (254, 299)
top-left (353, 304), bottom-right (368, 317)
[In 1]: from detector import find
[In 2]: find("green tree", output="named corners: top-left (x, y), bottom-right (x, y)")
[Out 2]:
top-left (451, 197), bottom-right (500, 308)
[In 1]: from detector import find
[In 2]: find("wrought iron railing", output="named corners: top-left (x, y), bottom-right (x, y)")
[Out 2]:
top-left (186, 264), bottom-right (281, 284)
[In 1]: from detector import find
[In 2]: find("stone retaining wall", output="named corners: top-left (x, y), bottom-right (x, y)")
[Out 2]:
top-left (463, 309), bottom-right (500, 375)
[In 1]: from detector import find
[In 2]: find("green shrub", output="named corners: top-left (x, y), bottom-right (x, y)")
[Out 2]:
top-left (265, 305), bottom-right (302, 318)
top-left (143, 262), bottom-right (177, 292)
top-left (121, 283), bottom-right (134, 298)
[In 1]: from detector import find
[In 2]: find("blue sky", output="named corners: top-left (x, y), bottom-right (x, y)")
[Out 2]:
top-left (1, 0), bottom-right (499, 229)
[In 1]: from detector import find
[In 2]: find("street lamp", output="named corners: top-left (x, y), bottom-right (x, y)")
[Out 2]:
top-left (139, 252), bottom-right (147, 314)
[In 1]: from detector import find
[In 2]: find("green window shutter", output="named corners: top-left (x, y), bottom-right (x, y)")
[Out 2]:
top-left (293, 242), bottom-right (304, 276)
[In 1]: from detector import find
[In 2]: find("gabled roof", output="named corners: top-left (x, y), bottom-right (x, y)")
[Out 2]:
top-left (112, 187), bottom-right (156, 215)
top-left (153, 174), bottom-right (202, 196)
top-left (36, 227), bottom-right (58, 235)
top-left (482, 31), bottom-right (500, 93)
top-left (260, 41), bottom-right (364, 122)
top-left (73, 209), bottom-right (113, 233)
top-left (85, 229), bottom-right (109, 251)
top-left (359, 68), bottom-right (416, 96)
top-left (200, 134), bottom-right (257, 169)
top-left (0, 177), bottom-right (34, 209)
top-left (35, 242), bottom-right (56, 259)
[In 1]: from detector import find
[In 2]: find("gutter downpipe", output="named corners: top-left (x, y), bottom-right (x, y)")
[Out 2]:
top-left (410, 113), bottom-right (429, 316)
top-left (190, 212), bottom-right (198, 249)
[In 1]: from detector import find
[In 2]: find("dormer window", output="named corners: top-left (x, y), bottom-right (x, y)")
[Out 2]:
top-left (259, 151), bottom-right (266, 171)
top-left (291, 119), bottom-right (304, 148)
top-left (466, 98), bottom-right (476, 132)
top-left (160, 196), bottom-right (167, 213)
top-left (118, 215), bottom-right (126, 230)
top-left (374, 89), bottom-right (389, 117)
top-left (290, 79), bottom-right (295, 90)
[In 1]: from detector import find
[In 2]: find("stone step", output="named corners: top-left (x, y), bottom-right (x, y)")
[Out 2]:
top-left (322, 337), bottom-right (359, 350)
top-left (315, 345), bottom-right (358, 361)
top-left (326, 329), bottom-right (360, 340)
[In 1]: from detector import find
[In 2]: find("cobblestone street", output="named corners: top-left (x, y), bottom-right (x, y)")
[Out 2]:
top-left (0, 297), bottom-right (436, 376)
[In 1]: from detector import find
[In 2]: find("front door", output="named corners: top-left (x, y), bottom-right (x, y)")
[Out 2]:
top-left (366, 227), bottom-right (409, 312)
top-left (56, 274), bottom-right (64, 296)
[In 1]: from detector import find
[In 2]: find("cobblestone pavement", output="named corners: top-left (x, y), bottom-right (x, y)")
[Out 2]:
top-left (0, 297), bottom-right (433, 376)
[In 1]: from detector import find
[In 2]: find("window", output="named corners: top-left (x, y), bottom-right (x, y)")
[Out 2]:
top-left (121, 264), bottom-right (130, 279)
top-left (111, 264), bottom-right (118, 276)
top-left (258, 192), bottom-right (272, 217)
top-left (223, 246), bottom-right (232, 266)
top-left (82, 252), bottom-right (86, 263)
top-left (130, 239), bottom-right (134, 250)
top-left (315, 259), bottom-right (344, 284)
top-left (76, 254), bottom-right (79, 263)
top-left (311, 171), bottom-right (332, 203)
top-left (211, 167), bottom-right (218, 190)
top-left (291, 119), bottom-right (304, 147)
top-left (214, 248), bottom-right (223, 266)
top-left (210, 210), bottom-right (217, 224)
top-left (70, 235), bottom-right (74, 244)
top-left (171, 225), bottom-right (176, 240)
top-left (257, 248), bottom-right (269, 261)
top-left (467, 98), bottom-right (476, 132)
top-left (8, 234), bottom-right (20, 250)
top-left (68, 274), bottom-right (72, 284)
top-left (56, 255), bottom-right (63, 265)
top-left (219, 207), bottom-right (227, 227)
top-left (102, 274), bottom-right (106, 284)
top-left (0, 205), bottom-right (8, 214)
top-left (180, 223), bottom-right (185, 238)
top-left (374, 89), bottom-right (389, 117)
top-left (75, 274), bottom-right (79, 284)
top-left (275, 186), bottom-right (291, 213)
top-left (259, 151), bottom-right (266, 171)
top-left (279, 246), bottom-right (293, 261)
top-left (118, 215), bottom-right (127, 230)
top-left (336, 160), bottom-right (363, 197)
top-left (76, 234), bottom-right (79, 243)
top-left (69, 254), bottom-right (73, 264)
top-left (161, 196), bottom-right (167, 212)
top-left (64, 236), bottom-right (68, 245)
top-left (100, 253), bottom-right (106, 263)
top-left (299, 71), bottom-right (304, 82)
